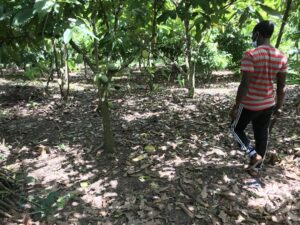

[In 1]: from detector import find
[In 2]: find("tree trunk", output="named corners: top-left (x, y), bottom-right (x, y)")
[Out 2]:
top-left (101, 99), bottom-right (115, 153)
top-left (51, 39), bottom-right (64, 97)
top-left (84, 60), bottom-right (88, 79)
top-left (138, 58), bottom-right (142, 71)
top-left (63, 43), bottom-right (70, 100)
top-left (45, 61), bottom-right (54, 92)
top-left (92, 19), bottom-right (99, 74)
top-left (183, 3), bottom-right (194, 98)
top-left (59, 46), bottom-right (65, 98)
top-left (296, 41), bottom-right (299, 62)
top-left (97, 70), bottom-right (116, 153)
top-left (275, 0), bottom-right (292, 48)
top-left (69, 40), bottom-right (97, 74)
top-left (148, 0), bottom-right (158, 91)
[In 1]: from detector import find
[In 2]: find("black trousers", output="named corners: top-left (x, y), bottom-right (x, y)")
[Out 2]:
top-left (230, 104), bottom-right (274, 161)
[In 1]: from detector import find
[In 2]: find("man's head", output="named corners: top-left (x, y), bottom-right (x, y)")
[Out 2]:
top-left (252, 20), bottom-right (274, 46)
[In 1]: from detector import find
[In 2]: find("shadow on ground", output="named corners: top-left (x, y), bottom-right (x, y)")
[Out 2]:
top-left (0, 75), bottom-right (299, 224)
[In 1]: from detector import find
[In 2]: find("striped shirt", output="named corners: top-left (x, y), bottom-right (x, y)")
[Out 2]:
top-left (240, 45), bottom-right (288, 111)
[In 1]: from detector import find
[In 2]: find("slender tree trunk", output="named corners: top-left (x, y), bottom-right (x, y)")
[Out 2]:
top-left (63, 43), bottom-right (69, 100)
top-left (148, 0), bottom-right (158, 91)
top-left (101, 98), bottom-right (115, 153)
top-left (84, 60), bottom-right (88, 79)
top-left (0, 51), bottom-right (2, 76)
top-left (138, 58), bottom-right (142, 71)
top-left (275, 0), bottom-right (292, 48)
top-left (92, 16), bottom-right (115, 152)
top-left (69, 40), bottom-right (96, 73)
top-left (51, 39), bottom-right (60, 77)
top-left (92, 19), bottom-right (99, 74)
top-left (97, 70), bottom-right (116, 153)
top-left (97, 3), bottom-right (125, 152)
top-left (59, 46), bottom-right (65, 98)
top-left (45, 61), bottom-right (54, 91)
top-left (183, 3), bottom-right (194, 98)
top-left (51, 38), bottom-right (64, 97)
top-left (296, 41), bottom-right (299, 61)
top-left (70, 34), bottom-right (115, 152)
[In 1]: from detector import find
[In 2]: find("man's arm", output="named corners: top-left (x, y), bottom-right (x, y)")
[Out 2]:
top-left (230, 71), bottom-right (251, 119)
top-left (274, 72), bottom-right (286, 115)
top-left (234, 71), bottom-right (251, 106)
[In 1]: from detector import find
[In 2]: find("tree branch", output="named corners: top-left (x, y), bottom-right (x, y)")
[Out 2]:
top-left (69, 40), bottom-right (97, 74)
top-left (275, 0), bottom-right (292, 48)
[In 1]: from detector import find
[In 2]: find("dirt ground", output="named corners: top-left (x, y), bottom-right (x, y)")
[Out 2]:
top-left (0, 72), bottom-right (299, 225)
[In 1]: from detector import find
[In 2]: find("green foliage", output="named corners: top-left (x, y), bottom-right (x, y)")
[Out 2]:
top-left (30, 190), bottom-right (76, 218)
top-left (33, 0), bottom-right (57, 17)
top-left (287, 71), bottom-right (300, 84)
top-left (0, 0), bottom-right (299, 86)
top-left (193, 44), bottom-right (219, 80)
top-left (176, 74), bottom-right (185, 87)
top-left (58, 143), bottom-right (66, 150)
top-left (258, 4), bottom-right (282, 18)
top-left (286, 49), bottom-right (300, 84)
top-left (94, 73), bottom-right (109, 86)
top-left (24, 67), bottom-right (42, 80)
top-left (215, 25), bottom-right (250, 69)
top-left (13, 7), bottom-right (34, 26)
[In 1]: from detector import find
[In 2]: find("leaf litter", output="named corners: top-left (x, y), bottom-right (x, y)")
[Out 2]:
top-left (0, 76), bottom-right (299, 224)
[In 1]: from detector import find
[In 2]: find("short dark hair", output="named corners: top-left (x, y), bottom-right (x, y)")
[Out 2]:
top-left (253, 20), bottom-right (274, 38)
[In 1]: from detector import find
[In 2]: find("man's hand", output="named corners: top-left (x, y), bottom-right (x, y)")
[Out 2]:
top-left (272, 106), bottom-right (282, 118)
top-left (269, 107), bottom-right (282, 132)
top-left (230, 105), bottom-right (239, 120)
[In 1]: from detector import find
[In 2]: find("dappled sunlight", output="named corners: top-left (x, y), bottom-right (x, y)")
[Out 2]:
top-left (151, 155), bottom-right (187, 180)
top-left (246, 171), bottom-right (300, 220)
top-left (195, 87), bottom-right (236, 95)
top-left (68, 83), bottom-right (94, 92)
top-left (1, 72), bottom-right (299, 224)
top-left (80, 178), bottom-right (119, 210)
top-left (121, 111), bottom-right (162, 122)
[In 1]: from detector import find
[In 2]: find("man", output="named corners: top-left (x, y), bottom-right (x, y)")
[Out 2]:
top-left (230, 20), bottom-right (288, 176)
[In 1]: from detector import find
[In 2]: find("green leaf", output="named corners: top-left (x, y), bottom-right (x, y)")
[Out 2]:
top-left (80, 182), bottom-right (89, 188)
top-left (33, 0), bottom-right (56, 15)
top-left (192, 0), bottom-right (211, 14)
top-left (77, 24), bottom-right (98, 40)
top-left (259, 4), bottom-right (282, 18)
top-left (254, 10), bottom-right (264, 21)
top-left (63, 28), bottom-right (73, 44)
top-left (99, 74), bottom-right (109, 83)
top-left (108, 101), bottom-right (114, 108)
top-left (139, 175), bottom-right (151, 182)
top-left (58, 143), bottom-right (66, 150)
top-left (238, 8), bottom-right (249, 28)
top-left (176, 4), bottom-right (190, 21)
top-left (157, 10), bottom-right (177, 23)
top-left (132, 153), bottom-right (148, 162)
top-left (13, 7), bottom-right (34, 26)
top-left (43, 191), bottom-right (60, 208)
top-left (195, 26), bottom-right (202, 42)
top-left (57, 193), bottom-right (73, 209)
top-left (157, 24), bottom-right (172, 34)
top-left (194, 13), bottom-right (210, 27)
top-left (144, 145), bottom-right (156, 153)
top-left (58, 0), bottom-right (80, 3)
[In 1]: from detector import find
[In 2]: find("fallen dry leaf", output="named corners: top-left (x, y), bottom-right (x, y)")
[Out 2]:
top-left (218, 210), bottom-right (228, 223)
top-left (201, 185), bottom-right (208, 199)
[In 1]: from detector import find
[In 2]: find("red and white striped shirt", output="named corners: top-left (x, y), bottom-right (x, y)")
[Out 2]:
top-left (240, 45), bottom-right (288, 111)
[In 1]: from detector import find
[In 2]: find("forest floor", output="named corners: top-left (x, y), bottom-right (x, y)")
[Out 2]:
top-left (0, 70), bottom-right (300, 225)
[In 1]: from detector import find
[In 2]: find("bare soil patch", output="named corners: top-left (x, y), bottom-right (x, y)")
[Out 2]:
top-left (0, 74), bottom-right (299, 225)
